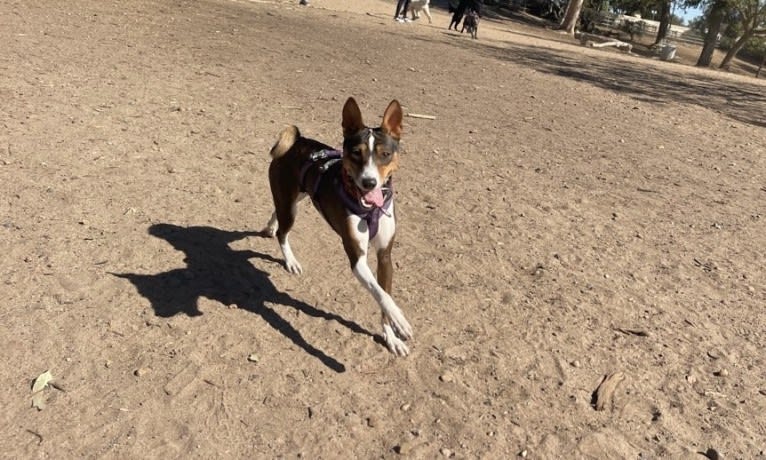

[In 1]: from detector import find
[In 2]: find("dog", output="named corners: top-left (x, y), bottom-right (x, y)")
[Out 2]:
top-left (462, 9), bottom-right (479, 39)
top-left (409, 0), bottom-right (432, 23)
top-left (264, 98), bottom-right (413, 356)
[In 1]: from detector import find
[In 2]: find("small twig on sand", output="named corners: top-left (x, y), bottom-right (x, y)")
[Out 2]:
top-left (26, 429), bottom-right (43, 444)
top-left (406, 113), bottom-right (436, 120)
top-left (615, 328), bottom-right (649, 337)
top-left (592, 371), bottom-right (626, 411)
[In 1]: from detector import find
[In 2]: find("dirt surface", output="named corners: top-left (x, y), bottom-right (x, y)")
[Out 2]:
top-left (2, 0), bottom-right (765, 458)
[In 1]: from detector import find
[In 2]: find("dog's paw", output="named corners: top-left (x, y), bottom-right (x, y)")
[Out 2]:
top-left (384, 331), bottom-right (410, 357)
top-left (386, 309), bottom-right (413, 341)
top-left (285, 258), bottom-right (303, 274)
top-left (264, 213), bottom-right (278, 237)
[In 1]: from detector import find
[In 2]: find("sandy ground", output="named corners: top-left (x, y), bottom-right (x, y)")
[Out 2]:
top-left (1, 0), bottom-right (765, 458)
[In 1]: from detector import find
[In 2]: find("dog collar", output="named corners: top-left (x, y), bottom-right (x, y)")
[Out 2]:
top-left (298, 148), bottom-right (393, 239)
top-left (337, 169), bottom-right (393, 239)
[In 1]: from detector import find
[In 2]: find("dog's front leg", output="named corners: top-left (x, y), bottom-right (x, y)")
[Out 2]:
top-left (344, 214), bottom-right (412, 356)
top-left (375, 242), bottom-right (412, 356)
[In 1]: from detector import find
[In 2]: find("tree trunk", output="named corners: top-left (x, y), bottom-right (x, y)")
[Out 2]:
top-left (757, 54), bottom-right (765, 78)
top-left (696, 0), bottom-right (727, 67)
top-left (559, 0), bottom-right (585, 36)
top-left (719, 30), bottom-right (755, 70)
top-left (653, 0), bottom-right (672, 45)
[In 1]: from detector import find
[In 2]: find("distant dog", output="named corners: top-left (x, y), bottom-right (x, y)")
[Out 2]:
top-left (265, 98), bottom-right (413, 356)
top-left (409, 0), bottom-right (432, 23)
top-left (462, 9), bottom-right (479, 39)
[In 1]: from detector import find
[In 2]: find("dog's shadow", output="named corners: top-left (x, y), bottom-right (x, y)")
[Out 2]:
top-left (114, 223), bottom-right (376, 373)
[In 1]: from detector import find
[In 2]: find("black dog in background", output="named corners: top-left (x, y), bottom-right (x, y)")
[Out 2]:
top-left (448, 0), bottom-right (482, 34)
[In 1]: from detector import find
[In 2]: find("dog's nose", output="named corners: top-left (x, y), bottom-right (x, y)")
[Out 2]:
top-left (361, 178), bottom-right (377, 190)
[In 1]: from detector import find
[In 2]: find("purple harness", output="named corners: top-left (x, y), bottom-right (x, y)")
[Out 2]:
top-left (299, 149), bottom-right (394, 238)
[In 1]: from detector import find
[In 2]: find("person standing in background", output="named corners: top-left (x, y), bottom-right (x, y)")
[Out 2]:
top-left (394, 0), bottom-right (412, 22)
top-left (448, 0), bottom-right (468, 30)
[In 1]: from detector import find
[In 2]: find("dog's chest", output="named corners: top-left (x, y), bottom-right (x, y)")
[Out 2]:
top-left (300, 150), bottom-right (394, 239)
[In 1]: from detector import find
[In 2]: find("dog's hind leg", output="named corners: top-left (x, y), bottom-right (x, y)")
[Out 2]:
top-left (264, 212), bottom-right (278, 237)
top-left (273, 192), bottom-right (307, 274)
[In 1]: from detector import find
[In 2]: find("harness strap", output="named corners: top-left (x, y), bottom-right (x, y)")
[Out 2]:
top-left (299, 148), bottom-right (394, 239)
top-left (299, 149), bottom-right (342, 198)
top-left (335, 172), bottom-right (393, 239)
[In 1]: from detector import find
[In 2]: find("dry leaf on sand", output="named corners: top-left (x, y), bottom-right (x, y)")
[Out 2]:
top-left (31, 370), bottom-right (53, 411)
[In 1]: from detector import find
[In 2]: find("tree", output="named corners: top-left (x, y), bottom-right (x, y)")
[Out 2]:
top-left (559, 0), bottom-right (586, 35)
top-left (654, 0), bottom-right (674, 44)
top-left (719, 0), bottom-right (766, 69)
top-left (749, 37), bottom-right (766, 76)
top-left (697, 0), bottom-right (729, 66)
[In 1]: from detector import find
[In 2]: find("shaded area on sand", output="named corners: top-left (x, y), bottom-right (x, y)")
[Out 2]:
top-left (114, 223), bottom-right (379, 373)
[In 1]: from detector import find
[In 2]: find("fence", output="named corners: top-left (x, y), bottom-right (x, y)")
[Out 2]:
top-left (585, 10), bottom-right (706, 46)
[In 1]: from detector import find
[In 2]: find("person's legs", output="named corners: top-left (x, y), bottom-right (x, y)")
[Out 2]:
top-left (400, 0), bottom-right (411, 18)
top-left (394, 0), bottom-right (406, 18)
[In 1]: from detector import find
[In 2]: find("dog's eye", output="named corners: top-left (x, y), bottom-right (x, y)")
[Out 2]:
top-left (350, 149), bottom-right (362, 158)
top-left (380, 151), bottom-right (392, 159)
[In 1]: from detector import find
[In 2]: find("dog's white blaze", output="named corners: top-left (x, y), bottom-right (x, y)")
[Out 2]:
top-left (368, 132), bottom-right (375, 154)
top-left (361, 133), bottom-right (382, 186)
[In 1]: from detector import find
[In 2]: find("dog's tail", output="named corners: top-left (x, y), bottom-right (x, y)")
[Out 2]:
top-left (270, 125), bottom-right (300, 159)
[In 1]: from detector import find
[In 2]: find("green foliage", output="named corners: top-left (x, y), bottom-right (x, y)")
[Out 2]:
top-left (608, 0), bottom-right (684, 21)
top-left (680, 0), bottom-right (708, 9)
top-left (719, 0), bottom-right (765, 47)
top-left (686, 14), bottom-right (707, 32)
top-left (744, 35), bottom-right (766, 56)
top-left (671, 13), bottom-right (686, 24)
top-left (611, 0), bottom-right (646, 15)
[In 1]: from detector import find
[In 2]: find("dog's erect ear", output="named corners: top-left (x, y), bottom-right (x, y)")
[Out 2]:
top-left (342, 97), bottom-right (365, 136)
top-left (381, 100), bottom-right (403, 139)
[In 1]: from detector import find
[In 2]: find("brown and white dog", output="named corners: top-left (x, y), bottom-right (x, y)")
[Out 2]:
top-left (264, 98), bottom-right (413, 356)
